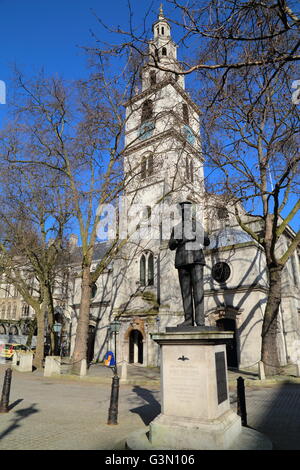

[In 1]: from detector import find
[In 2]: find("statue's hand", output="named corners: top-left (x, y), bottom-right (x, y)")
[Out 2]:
top-left (180, 236), bottom-right (196, 245)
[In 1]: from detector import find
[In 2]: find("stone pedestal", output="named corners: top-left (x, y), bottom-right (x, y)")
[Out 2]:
top-left (44, 356), bottom-right (61, 377)
top-left (13, 352), bottom-right (33, 372)
top-left (126, 328), bottom-right (272, 450)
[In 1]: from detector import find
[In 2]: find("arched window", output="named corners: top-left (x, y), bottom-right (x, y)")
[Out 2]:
top-left (141, 99), bottom-right (153, 124)
top-left (161, 27), bottom-right (165, 35)
top-left (91, 283), bottom-right (97, 300)
top-left (150, 71), bottom-right (157, 86)
top-left (186, 157), bottom-right (190, 180)
top-left (148, 153), bottom-right (154, 176)
top-left (182, 103), bottom-right (189, 125)
top-left (190, 160), bottom-right (194, 183)
top-left (0, 324), bottom-right (6, 334)
top-left (147, 253), bottom-right (154, 286)
top-left (140, 254), bottom-right (146, 286)
top-left (9, 325), bottom-right (18, 336)
top-left (162, 47), bottom-right (167, 56)
top-left (141, 153), bottom-right (154, 179)
top-left (140, 252), bottom-right (155, 287)
top-left (141, 156), bottom-right (147, 180)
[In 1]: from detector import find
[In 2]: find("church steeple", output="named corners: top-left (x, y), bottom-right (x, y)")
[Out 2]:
top-left (151, 4), bottom-right (177, 61)
top-left (139, 4), bottom-right (181, 92)
top-left (153, 4), bottom-right (171, 40)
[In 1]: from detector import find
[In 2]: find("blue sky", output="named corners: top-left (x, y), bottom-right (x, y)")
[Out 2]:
top-left (0, 1), bottom-right (298, 233)
top-left (0, 0), bottom-right (174, 125)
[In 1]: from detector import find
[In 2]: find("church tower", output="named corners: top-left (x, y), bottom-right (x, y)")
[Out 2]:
top-left (123, 5), bottom-right (204, 208)
top-left (113, 6), bottom-right (205, 366)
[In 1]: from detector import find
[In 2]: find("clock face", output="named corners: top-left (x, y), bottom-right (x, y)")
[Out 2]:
top-left (139, 120), bottom-right (155, 140)
top-left (182, 125), bottom-right (195, 145)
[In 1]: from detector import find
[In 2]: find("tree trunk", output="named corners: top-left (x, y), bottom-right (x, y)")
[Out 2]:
top-left (47, 304), bottom-right (55, 355)
top-left (26, 318), bottom-right (37, 348)
top-left (71, 265), bottom-right (91, 375)
top-left (261, 265), bottom-right (283, 376)
top-left (33, 308), bottom-right (45, 369)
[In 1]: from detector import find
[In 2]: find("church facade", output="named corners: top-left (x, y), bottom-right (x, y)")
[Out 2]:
top-left (0, 8), bottom-right (299, 371)
top-left (70, 9), bottom-right (300, 371)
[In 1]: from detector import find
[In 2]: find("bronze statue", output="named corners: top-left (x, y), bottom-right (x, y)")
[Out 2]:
top-left (169, 201), bottom-right (210, 327)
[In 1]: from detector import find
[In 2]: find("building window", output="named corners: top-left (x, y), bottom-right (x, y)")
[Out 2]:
top-left (7, 304), bottom-right (11, 320)
top-left (150, 71), bottom-right (157, 86)
top-left (22, 304), bottom-right (30, 317)
top-left (12, 304), bottom-right (17, 320)
top-left (9, 325), bottom-right (18, 336)
top-left (212, 262), bottom-right (231, 283)
top-left (4, 285), bottom-right (10, 298)
top-left (162, 47), bottom-right (167, 56)
top-left (190, 160), bottom-right (194, 183)
top-left (141, 99), bottom-right (153, 124)
top-left (161, 27), bottom-right (165, 35)
top-left (141, 153), bottom-right (154, 179)
top-left (140, 251), bottom-right (155, 287)
top-left (148, 153), bottom-right (154, 176)
top-left (218, 207), bottom-right (229, 219)
top-left (1, 304), bottom-right (5, 319)
top-left (91, 283), bottom-right (97, 300)
top-left (182, 103), bottom-right (189, 125)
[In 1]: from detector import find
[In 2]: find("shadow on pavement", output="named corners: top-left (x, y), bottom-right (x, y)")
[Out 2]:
top-left (0, 404), bottom-right (39, 441)
top-left (8, 399), bottom-right (23, 411)
top-left (247, 382), bottom-right (300, 450)
top-left (129, 385), bottom-right (161, 426)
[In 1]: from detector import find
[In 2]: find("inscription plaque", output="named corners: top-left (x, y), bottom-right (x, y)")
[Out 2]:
top-left (215, 351), bottom-right (227, 404)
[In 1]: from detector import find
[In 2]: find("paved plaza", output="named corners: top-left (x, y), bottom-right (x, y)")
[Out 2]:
top-left (0, 364), bottom-right (299, 450)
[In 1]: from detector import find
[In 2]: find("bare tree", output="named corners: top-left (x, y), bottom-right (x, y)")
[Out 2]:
top-left (95, 0), bottom-right (300, 91)
top-left (0, 60), bottom-right (143, 373)
top-left (201, 51), bottom-right (299, 375)
top-left (0, 163), bottom-right (71, 368)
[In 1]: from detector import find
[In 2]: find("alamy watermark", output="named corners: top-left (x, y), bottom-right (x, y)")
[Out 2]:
top-left (0, 80), bottom-right (6, 105)
top-left (96, 198), bottom-right (206, 249)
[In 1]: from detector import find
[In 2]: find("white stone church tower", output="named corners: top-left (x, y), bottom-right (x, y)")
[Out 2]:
top-left (109, 6), bottom-right (206, 366)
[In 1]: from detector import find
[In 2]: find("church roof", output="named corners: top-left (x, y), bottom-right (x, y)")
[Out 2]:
top-left (70, 241), bottom-right (112, 265)
top-left (208, 228), bottom-right (254, 249)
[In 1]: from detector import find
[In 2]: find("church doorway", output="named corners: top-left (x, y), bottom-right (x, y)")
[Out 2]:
top-left (216, 318), bottom-right (238, 369)
top-left (129, 330), bottom-right (143, 364)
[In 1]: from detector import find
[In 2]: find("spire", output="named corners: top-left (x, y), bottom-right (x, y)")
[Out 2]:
top-left (159, 3), bottom-right (164, 19)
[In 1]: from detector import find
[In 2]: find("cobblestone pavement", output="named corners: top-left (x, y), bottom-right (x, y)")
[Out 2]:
top-left (0, 365), bottom-right (299, 450)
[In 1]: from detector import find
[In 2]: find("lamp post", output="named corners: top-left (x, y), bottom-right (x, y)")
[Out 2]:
top-left (107, 319), bottom-right (121, 425)
top-left (53, 322), bottom-right (62, 356)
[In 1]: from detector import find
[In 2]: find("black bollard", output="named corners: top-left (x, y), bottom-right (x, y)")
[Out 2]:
top-left (237, 376), bottom-right (247, 426)
top-left (0, 367), bottom-right (12, 413)
top-left (107, 372), bottom-right (120, 425)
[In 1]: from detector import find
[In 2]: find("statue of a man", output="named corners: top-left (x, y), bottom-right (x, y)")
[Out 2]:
top-left (169, 201), bottom-right (210, 327)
